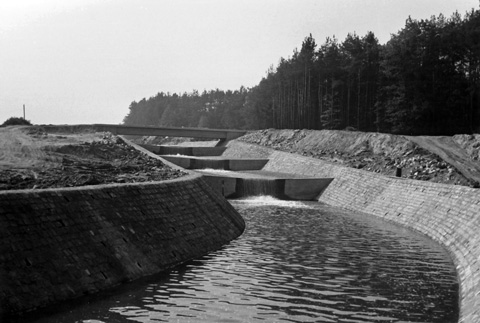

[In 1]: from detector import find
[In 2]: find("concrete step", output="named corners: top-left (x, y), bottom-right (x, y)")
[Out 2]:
top-left (159, 155), bottom-right (269, 171)
top-left (140, 144), bottom-right (226, 156)
top-left (198, 171), bottom-right (333, 201)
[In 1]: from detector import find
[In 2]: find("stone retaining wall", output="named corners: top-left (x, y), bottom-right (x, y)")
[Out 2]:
top-left (0, 174), bottom-right (245, 318)
top-left (225, 141), bottom-right (480, 323)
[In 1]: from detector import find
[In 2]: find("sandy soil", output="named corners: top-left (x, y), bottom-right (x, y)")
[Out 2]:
top-left (0, 126), bottom-right (107, 170)
top-left (0, 126), bottom-right (186, 190)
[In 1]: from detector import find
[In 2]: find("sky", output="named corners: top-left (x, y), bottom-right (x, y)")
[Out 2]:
top-left (0, 0), bottom-right (478, 125)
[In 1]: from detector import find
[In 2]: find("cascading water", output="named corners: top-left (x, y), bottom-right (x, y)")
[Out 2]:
top-left (234, 178), bottom-right (285, 199)
top-left (196, 168), bottom-right (331, 200)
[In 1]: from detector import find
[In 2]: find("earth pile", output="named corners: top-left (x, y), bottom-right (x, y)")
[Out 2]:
top-left (239, 129), bottom-right (479, 187)
top-left (0, 127), bottom-right (186, 190)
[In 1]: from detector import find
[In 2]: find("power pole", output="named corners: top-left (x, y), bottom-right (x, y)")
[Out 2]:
top-left (23, 104), bottom-right (25, 120)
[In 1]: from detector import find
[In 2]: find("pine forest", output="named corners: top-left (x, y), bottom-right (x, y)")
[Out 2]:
top-left (123, 9), bottom-right (480, 135)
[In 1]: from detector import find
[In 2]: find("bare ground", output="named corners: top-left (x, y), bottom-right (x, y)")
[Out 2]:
top-left (407, 135), bottom-right (480, 184)
top-left (0, 126), bottom-right (187, 191)
top-left (237, 129), bottom-right (480, 188)
top-left (3, 126), bottom-right (479, 190)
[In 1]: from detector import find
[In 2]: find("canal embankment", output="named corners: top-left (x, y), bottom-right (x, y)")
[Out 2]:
top-left (224, 140), bottom-right (480, 323)
top-left (0, 127), bottom-right (245, 319)
top-left (0, 174), bottom-right (244, 318)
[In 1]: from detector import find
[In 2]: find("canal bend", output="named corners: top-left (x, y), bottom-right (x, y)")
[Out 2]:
top-left (30, 198), bottom-right (458, 323)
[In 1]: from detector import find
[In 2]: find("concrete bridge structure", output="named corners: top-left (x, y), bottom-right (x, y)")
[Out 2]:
top-left (93, 124), bottom-right (246, 146)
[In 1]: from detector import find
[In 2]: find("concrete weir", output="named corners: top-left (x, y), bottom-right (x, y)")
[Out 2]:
top-left (144, 144), bottom-right (335, 201)
top-left (198, 171), bottom-right (333, 200)
top-left (140, 144), bottom-right (227, 157)
top-left (159, 155), bottom-right (270, 171)
top-left (223, 140), bottom-right (480, 323)
top-left (131, 140), bottom-right (333, 201)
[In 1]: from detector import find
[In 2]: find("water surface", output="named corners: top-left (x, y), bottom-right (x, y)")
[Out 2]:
top-left (30, 198), bottom-right (458, 323)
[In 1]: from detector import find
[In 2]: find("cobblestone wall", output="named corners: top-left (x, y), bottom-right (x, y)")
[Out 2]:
top-left (226, 141), bottom-right (480, 323)
top-left (0, 174), bottom-right (245, 317)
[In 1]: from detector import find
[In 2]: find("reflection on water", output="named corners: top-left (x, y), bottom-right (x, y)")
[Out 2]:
top-left (31, 198), bottom-right (458, 323)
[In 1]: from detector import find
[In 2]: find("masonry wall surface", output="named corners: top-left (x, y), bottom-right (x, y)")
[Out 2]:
top-left (0, 174), bottom-right (245, 318)
top-left (225, 141), bottom-right (480, 323)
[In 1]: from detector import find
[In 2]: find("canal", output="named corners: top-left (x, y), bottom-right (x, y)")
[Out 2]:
top-left (28, 197), bottom-right (458, 323)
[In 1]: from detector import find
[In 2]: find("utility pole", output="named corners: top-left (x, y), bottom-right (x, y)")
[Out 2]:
top-left (23, 104), bottom-right (25, 120)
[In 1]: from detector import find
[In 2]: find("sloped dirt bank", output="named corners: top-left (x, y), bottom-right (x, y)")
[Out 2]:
top-left (238, 129), bottom-right (480, 188)
top-left (407, 134), bottom-right (480, 185)
top-left (0, 126), bottom-right (186, 190)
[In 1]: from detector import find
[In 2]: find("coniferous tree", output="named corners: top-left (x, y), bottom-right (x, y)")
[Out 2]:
top-left (122, 6), bottom-right (480, 135)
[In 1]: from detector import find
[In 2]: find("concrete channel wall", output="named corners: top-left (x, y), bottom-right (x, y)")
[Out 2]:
top-left (0, 174), bottom-right (245, 318)
top-left (225, 141), bottom-right (480, 323)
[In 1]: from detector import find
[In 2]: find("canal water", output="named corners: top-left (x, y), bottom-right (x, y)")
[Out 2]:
top-left (29, 197), bottom-right (458, 323)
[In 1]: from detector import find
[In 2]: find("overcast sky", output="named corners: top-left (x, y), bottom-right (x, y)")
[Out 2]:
top-left (0, 0), bottom-right (478, 125)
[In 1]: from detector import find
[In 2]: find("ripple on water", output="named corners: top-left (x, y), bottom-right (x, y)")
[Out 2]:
top-left (29, 200), bottom-right (458, 323)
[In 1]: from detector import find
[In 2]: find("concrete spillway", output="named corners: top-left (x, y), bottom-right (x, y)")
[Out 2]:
top-left (196, 170), bottom-right (333, 200)
top-left (140, 144), bottom-right (227, 156)
top-left (137, 144), bottom-right (334, 201)
top-left (159, 155), bottom-right (270, 171)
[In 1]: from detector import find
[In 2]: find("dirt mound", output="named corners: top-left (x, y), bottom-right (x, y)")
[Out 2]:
top-left (407, 135), bottom-right (480, 186)
top-left (453, 134), bottom-right (480, 161)
top-left (239, 129), bottom-right (478, 187)
top-left (0, 127), bottom-right (187, 190)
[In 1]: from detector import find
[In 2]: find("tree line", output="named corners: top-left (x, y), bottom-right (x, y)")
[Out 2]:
top-left (123, 8), bottom-right (480, 135)
top-left (123, 88), bottom-right (248, 130)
